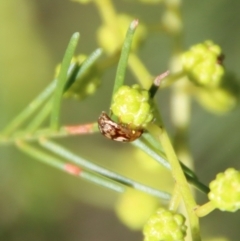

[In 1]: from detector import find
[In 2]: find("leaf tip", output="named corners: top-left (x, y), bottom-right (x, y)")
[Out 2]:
top-left (130, 19), bottom-right (139, 30)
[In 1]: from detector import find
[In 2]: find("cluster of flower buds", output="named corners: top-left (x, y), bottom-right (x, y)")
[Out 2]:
top-left (182, 40), bottom-right (224, 87)
top-left (208, 168), bottom-right (240, 212)
top-left (143, 208), bottom-right (187, 241)
top-left (181, 41), bottom-right (239, 113)
top-left (111, 84), bottom-right (153, 128)
top-left (55, 55), bottom-right (101, 100)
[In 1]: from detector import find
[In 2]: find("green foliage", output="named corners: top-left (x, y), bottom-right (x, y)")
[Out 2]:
top-left (1, 0), bottom-right (240, 241)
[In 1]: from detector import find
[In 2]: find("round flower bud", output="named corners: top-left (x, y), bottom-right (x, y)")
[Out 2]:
top-left (62, 55), bottom-right (101, 100)
top-left (208, 168), bottom-right (240, 212)
top-left (194, 87), bottom-right (237, 114)
top-left (115, 189), bottom-right (159, 230)
top-left (161, 9), bottom-right (182, 34)
top-left (97, 14), bottom-right (147, 54)
top-left (181, 41), bottom-right (224, 87)
top-left (111, 84), bottom-right (153, 128)
top-left (143, 208), bottom-right (187, 241)
top-left (192, 70), bottom-right (240, 114)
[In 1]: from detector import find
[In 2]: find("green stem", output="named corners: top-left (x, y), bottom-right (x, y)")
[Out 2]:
top-left (160, 71), bottom-right (185, 88)
top-left (63, 48), bottom-right (102, 93)
top-left (133, 135), bottom-right (209, 194)
top-left (148, 71), bottom-right (170, 98)
top-left (16, 141), bottom-right (125, 193)
top-left (169, 184), bottom-right (181, 211)
top-left (147, 123), bottom-right (201, 241)
top-left (72, 48), bottom-right (103, 84)
top-left (76, 48), bottom-right (102, 78)
top-left (128, 53), bottom-right (152, 89)
top-left (132, 138), bottom-right (171, 169)
top-left (50, 32), bottom-right (80, 130)
top-left (26, 98), bottom-right (53, 132)
top-left (0, 123), bottom-right (99, 145)
top-left (94, 0), bottom-right (118, 28)
top-left (111, 20), bottom-right (139, 105)
top-left (186, 175), bottom-right (210, 194)
top-left (1, 81), bottom-right (56, 136)
top-left (39, 138), bottom-right (171, 200)
top-left (194, 201), bottom-right (216, 218)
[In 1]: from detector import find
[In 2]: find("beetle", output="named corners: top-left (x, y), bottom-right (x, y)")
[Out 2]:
top-left (98, 112), bottom-right (143, 142)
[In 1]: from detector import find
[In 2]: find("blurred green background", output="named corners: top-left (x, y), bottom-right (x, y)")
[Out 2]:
top-left (0, 0), bottom-right (240, 240)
